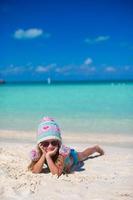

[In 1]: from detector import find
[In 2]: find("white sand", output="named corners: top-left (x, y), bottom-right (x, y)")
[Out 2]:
top-left (0, 130), bottom-right (133, 200)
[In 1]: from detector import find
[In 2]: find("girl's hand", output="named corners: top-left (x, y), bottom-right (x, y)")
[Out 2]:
top-left (46, 147), bottom-right (58, 157)
top-left (39, 144), bottom-right (47, 156)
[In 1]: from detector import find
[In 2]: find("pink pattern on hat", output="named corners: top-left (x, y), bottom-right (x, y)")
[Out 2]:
top-left (37, 116), bottom-right (62, 143)
top-left (38, 125), bottom-right (60, 135)
top-left (41, 117), bottom-right (54, 122)
top-left (43, 125), bottom-right (50, 130)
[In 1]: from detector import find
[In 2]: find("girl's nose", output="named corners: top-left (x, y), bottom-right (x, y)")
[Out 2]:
top-left (49, 143), bottom-right (53, 148)
top-left (47, 144), bottom-right (54, 150)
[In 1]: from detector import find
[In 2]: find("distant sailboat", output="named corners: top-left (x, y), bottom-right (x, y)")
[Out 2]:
top-left (47, 77), bottom-right (51, 84)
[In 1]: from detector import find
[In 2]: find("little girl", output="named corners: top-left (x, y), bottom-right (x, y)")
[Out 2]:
top-left (28, 117), bottom-right (104, 177)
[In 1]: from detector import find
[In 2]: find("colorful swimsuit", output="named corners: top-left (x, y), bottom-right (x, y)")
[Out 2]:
top-left (63, 149), bottom-right (79, 173)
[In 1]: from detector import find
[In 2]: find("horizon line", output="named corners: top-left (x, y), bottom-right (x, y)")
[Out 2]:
top-left (1, 79), bottom-right (133, 85)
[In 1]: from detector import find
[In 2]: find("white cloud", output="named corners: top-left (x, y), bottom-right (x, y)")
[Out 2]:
top-left (1, 64), bottom-right (32, 74)
top-left (95, 36), bottom-right (110, 42)
top-left (105, 66), bottom-right (116, 72)
top-left (35, 66), bottom-right (47, 73)
top-left (35, 64), bottom-right (57, 73)
top-left (49, 63), bottom-right (96, 76)
top-left (84, 57), bottom-right (93, 65)
top-left (85, 35), bottom-right (110, 44)
top-left (14, 28), bottom-right (43, 39)
top-left (55, 65), bottom-right (73, 75)
top-left (124, 65), bottom-right (133, 71)
top-left (80, 65), bottom-right (96, 73)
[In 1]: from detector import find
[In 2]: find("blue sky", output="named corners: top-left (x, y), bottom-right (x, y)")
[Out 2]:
top-left (0, 0), bottom-right (133, 81)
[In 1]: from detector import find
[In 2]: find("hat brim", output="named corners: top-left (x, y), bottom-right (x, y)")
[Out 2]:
top-left (37, 135), bottom-right (62, 144)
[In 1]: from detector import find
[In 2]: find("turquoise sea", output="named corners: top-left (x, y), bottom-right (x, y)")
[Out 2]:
top-left (0, 82), bottom-right (133, 135)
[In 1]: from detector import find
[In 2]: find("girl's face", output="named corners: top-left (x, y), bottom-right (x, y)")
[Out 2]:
top-left (40, 139), bottom-right (59, 152)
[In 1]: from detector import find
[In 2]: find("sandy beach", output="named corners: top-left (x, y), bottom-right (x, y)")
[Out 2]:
top-left (0, 130), bottom-right (133, 200)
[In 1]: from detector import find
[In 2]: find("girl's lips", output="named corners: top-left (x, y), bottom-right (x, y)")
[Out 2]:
top-left (46, 148), bottom-right (55, 152)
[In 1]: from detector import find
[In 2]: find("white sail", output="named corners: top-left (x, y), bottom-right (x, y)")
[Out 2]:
top-left (47, 77), bottom-right (51, 84)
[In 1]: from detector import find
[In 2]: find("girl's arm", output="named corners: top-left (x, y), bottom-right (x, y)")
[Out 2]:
top-left (46, 154), bottom-right (59, 175)
top-left (55, 154), bottom-right (65, 176)
top-left (32, 153), bottom-right (46, 173)
top-left (45, 147), bottom-right (65, 177)
top-left (45, 147), bottom-right (59, 176)
top-left (32, 144), bottom-right (46, 173)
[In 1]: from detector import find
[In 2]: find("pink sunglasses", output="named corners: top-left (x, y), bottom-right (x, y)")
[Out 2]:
top-left (41, 140), bottom-right (59, 147)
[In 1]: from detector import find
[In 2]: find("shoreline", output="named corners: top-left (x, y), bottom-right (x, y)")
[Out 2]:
top-left (0, 129), bottom-right (133, 148)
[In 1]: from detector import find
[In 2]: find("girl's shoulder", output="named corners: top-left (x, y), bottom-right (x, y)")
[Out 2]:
top-left (59, 145), bottom-right (71, 158)
top-left (29, 149), bottom-right (40, 161)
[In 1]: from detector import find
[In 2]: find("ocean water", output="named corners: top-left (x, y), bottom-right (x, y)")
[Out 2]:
top-left (0, 82), bottom-right (133, 135)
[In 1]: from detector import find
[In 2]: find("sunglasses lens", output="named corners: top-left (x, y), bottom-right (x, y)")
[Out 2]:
top-left (51, 141), bottom-right (59, 146)
top-left (41, 140), bottom-right (59, 147)
top-left (42, 141), bottom-right (49, 147)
